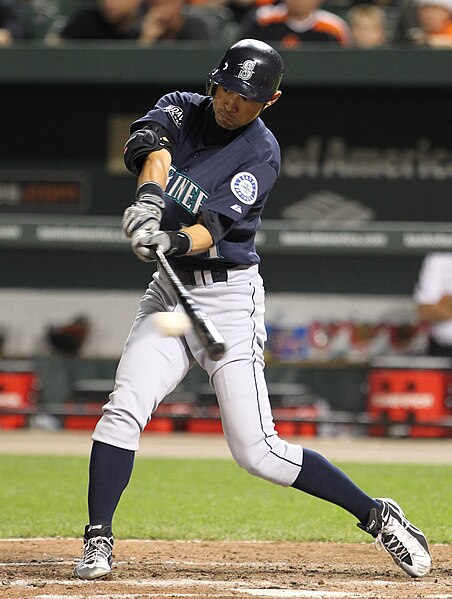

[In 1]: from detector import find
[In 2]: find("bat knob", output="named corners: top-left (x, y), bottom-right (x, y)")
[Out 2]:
top-left (207, 342), bottom-right (226, 361)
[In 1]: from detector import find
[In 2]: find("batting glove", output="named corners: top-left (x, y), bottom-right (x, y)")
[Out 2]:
top-left (121, 182), bottom-right (166, 239)
top-left (131, 230), bottom-right (192, 262)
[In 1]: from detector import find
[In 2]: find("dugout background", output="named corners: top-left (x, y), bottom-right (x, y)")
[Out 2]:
top-left (1, 46), bottom-right (451, 294)
top-left (0, 45), bottom-right (451, 412)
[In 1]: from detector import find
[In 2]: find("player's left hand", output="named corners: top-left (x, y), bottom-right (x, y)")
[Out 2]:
top-left (131, 230), bottom-right (191, 262)
top-left (121, 182), bottom-right (166, 240)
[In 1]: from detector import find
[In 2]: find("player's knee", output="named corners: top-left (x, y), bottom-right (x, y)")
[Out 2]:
top-left (229, 437), bottom-right (302, 486)
top-left (93, 408), bottom-right (142, 451)
top-left (234, 452), bottom-right (262, 477)
top-left (232, 447), bottom-right (280, 483)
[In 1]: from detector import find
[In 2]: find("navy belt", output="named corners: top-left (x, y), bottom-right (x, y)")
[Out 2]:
top-left (172, 268), bottom-right (228, 286)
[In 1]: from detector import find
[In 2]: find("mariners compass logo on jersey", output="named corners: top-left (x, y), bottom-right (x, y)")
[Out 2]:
top-left (231, 172), bottom-right (258, 205)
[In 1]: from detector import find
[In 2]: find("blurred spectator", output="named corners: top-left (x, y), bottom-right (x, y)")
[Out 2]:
top-left (184, 0), bottom-right (272, 28)
top-left (414, 253), bottom-right (452, 359)
top-left (51, 0), bottom-right (212, 43)
top-left (391, 0), bottom-right (420, 41)
top-left (239, 0), bottom-right (352, 47)
top-left (52, 0), bottom-right (146, 41)
top-left (347, 3), bottom-right (388, 46)
top-left (179, 1), bottom-right (238, 41)
top-left (225, 0), bottom-right (274, 25)
top-left (0, 0), bottom-right (25, 45)
top-left (412, 0), bottom-right (452, 46)
top-left (393, 0), bottom-right (452, 42)
top-left (139, 0), bottom-right (212, 42)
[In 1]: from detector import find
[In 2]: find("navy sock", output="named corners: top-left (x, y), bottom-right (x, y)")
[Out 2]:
top-left (291, 448), bottom-right (380, 524)
top-left (88, 441), bottom-right (135, 528)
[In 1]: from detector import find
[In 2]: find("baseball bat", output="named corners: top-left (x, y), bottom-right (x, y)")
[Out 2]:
top-left (155, 249), bottom-right (227, 361)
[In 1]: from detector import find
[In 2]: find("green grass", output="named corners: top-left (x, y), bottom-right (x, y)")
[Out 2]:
top-left (0, 455), bottom-right (450, 543)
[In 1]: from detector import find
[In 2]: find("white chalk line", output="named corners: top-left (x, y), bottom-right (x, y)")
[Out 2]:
top-left (237, 593), bottom-right (452, 599)
top-left (30, 592), bottom-right (452, 599)
top-left (0, 578), bottom-right (244, 588)
top-left (2, 575), bottom-right (449, 591)
top-left (32, 594), bottom-right (350, 599)
top-left (0, 558), bottom-right (295, 568)
top-left (34, 595), bottom-right (199, 599)
top-left (34, 595), bottom-right (198, 599)
top-left (4, 577), bottom-right (452, 599)
top-left (0, 538), bottom-right (278, 543)
top-left (237, 592), bottom-right (363, 598)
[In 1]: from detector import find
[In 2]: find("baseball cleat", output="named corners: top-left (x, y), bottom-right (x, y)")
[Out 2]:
top-left (74, 524), bottom-right (114, 580)
top-left (358, 498), bottom-right (431, 578)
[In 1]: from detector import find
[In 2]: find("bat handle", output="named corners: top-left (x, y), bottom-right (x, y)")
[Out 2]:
top-left (155, 249), bottom-right (227, 361)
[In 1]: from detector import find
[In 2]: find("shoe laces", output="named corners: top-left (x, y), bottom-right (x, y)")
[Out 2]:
top-left (83, 536), bottom-right (112, 564)
top-left (375, 522), bottom-right (411, 564)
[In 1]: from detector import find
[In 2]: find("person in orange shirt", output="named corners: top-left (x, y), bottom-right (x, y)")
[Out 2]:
top-left (240, 0), bottom-right (352, 47)
top-left (414, 0), bottom-right (452, 45)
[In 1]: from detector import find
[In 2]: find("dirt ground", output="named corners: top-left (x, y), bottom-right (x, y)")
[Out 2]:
top-left (0, 539), bottom-right (451, 599)
top-left (1, 431), bottom-right (451, 599)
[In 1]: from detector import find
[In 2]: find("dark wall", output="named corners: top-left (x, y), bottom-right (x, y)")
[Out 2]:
top-left (3, 82), bottom-right (452, 221)
top-left (1, 47), bottom-right (451, 295)
top-left (0, 247), bottom-right (424, 295)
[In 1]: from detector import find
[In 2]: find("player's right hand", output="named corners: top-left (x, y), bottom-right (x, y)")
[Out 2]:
top-left (130, 229), bottom-right (170, 262)
top-left (130, 229), bottom-right (191, 262)
top-left (121, 182), bottom-right (166, 239)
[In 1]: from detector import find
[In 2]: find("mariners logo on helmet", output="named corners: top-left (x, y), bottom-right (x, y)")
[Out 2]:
top-left (238, 60), bottom-right (256, 81)
top-left (206, 39), bottom-right (284, 103)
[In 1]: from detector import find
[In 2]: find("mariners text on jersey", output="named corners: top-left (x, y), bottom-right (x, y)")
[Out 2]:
top-left (166, 165), bottom-right (208, 215)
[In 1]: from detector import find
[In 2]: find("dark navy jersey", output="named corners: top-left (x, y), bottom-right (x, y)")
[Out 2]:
top-left (131, 91), bottom-right (280, 270)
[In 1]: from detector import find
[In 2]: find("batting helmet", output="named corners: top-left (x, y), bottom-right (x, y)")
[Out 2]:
top-left (206, 39), bottom-right (284, 104)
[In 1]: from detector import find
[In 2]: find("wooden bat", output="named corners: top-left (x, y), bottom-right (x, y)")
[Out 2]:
top-left (155, 249), bottom-right (226, 361)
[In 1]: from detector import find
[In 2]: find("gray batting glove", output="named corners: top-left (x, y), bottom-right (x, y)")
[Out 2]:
top-left (121, 182), bottom-right (166, 239)
top-left (131, 230), bottom-right (171, 262)
top-left (131, 230), bottom-right (192, 262)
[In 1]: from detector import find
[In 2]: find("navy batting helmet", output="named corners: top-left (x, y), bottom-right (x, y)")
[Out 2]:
top-left (206, 39), bottom-right (284, 104)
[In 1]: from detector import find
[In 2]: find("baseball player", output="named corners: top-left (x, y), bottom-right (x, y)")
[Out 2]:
top-left (74, 39), bottom-right (431, 581)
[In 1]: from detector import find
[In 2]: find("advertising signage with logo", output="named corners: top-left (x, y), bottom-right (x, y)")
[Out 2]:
top-left (264, 89), bottom-right (452, 224)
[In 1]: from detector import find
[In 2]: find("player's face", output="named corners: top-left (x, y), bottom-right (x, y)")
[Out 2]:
top-left (212, 86), bottom-right (280, 130)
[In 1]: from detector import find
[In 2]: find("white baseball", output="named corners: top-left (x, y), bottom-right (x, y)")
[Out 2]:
top-left (154, 311), bottom-right (191, 336)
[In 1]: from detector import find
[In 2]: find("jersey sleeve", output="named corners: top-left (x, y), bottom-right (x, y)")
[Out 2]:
top-left (198, 161), bottom-right (277, 244)
top-left (200, 161), bottom-right (278, 223)
top-left (130, 91), bottom-right (193, 143)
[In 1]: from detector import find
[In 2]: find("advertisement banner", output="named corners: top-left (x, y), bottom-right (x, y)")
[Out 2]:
top-left (264, 87), bottom-right (452, 223)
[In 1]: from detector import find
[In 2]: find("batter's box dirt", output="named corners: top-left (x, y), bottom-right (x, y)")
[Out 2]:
top-left (0, 540), bottom-right (451, 599)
